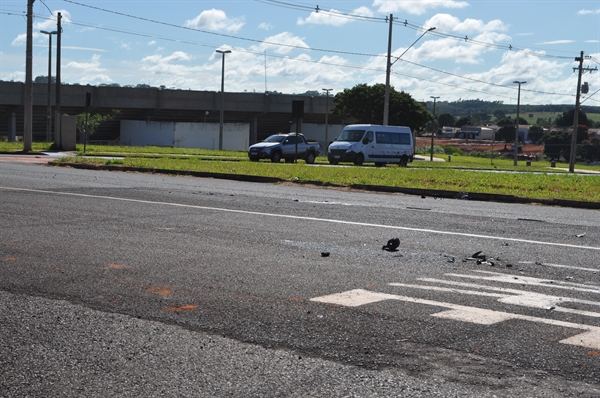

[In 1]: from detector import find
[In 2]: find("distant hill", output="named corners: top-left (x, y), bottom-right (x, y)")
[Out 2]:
top-left (428, 99), bottom-right (595, 118)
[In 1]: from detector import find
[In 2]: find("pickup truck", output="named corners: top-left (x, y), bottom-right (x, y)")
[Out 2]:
top-left (248, 133), bottom-right (321, 164)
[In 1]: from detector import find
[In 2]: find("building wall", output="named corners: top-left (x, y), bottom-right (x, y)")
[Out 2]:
top-left (120, 120), bottom-right (249, 150)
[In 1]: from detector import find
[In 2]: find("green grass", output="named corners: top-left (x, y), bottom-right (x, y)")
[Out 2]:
top-left (54, 154), bottom-right (600, 203)
top-left (2, 142), bottom-right (599, 203)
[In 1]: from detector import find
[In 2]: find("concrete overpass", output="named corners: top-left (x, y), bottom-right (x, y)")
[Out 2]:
top-left (0, 81), bottom-right (345, 144)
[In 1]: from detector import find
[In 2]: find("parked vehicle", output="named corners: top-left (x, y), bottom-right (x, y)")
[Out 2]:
top-left (327, 124), bottom-right (414, 167)
top-left (248, 133), bottom-right (321, 163)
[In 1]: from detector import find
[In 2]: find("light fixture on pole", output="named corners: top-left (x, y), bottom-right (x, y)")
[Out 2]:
top-left (513, 81), bottom-right (526, 166)
top-left (322, 88), bottom-right (332, 147)
top-left (383, 25), bottom-right (435, 125)
top-left (216, 49), bottom-right (231, 151)
top-left (429, 96), bottom-right (439, 162)
top-left (41, 30), bottom-right (57, 142)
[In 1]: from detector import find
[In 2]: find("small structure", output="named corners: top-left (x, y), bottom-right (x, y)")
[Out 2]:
top-left (439, 126), bottom-right (459, 138)
top-left (458, 126), bottom-right (495, 140)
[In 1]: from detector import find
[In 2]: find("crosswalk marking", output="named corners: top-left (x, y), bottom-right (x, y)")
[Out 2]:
top-left (311, 271), bottom-right (600, 350)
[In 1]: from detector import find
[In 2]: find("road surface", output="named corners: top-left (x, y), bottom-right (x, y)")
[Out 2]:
top-left (1, 161), bottom-right (599, 397)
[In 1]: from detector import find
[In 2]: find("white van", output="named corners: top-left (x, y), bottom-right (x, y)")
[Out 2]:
top-left (327, 124), bottom-right (414, 167)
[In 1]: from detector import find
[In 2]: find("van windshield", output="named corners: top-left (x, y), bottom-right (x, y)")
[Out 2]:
top-left (336, 129), bottom-right (366, 142)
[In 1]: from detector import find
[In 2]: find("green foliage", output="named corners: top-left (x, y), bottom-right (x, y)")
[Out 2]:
top-left (77, 109), bottom-right (121, 137)
top-left (493, 109), bottom-right (506, 120)
top-left (331, 83), bottom-right (432, 132)
top-left (541, 131), bottom-right (571, 161)
top-left (528, 125), bottom-right (545, 143)
top-left (454, 116), bottom-right (470, 128)
top-left (442, 145), bottom-right (464, 156)
top-left (555, 109), bottom-right (590, 127)
top-left (437, 112), bottom-right (456, 127)
top-left (577, 138), bottom-right (600, 163)
top-left (495, 125), bottom-right (515, 143)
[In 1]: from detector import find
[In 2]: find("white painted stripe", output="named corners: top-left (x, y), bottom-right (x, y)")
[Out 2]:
top-left (519, 261), bottom-right (600, 273)
top-left (391, 281), bottom-right (600, 317)
top-left (311, 288), bottom-right (600, 349)
top-left (416, 278), bottom-right (600, 307)
top-left (445, 271), bottom-right (600, 293)
top-left (2, 186), bottom-right (599, 251)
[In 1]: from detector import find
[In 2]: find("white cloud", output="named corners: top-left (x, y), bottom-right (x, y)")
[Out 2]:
top-left (578, 9), bottom-right (600, 15)
top-left (298, 6), bottom-right (373, 26)
top-left (536, 40), bottom-right (574, 45)
top-left (147, 41), bottom-right (157, 46)
top-left (184, 9), bottom-right (244, 33)
top-left (373, 0), bottom-right (469, 16)
top-left (258, 22), bottom-right (273, 30)
top-left (65, 54), bottom-right (107, 73)
top-left (143, 51), bottom-right (192, 64)
top-left (250, 32), bottom-right (309, 55)
top-left (423, 14), bottom-right (508, 34)
top-left (12, 11), bottom-right (72, 47)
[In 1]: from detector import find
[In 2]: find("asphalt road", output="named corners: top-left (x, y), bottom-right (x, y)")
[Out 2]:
top-left (1, 161), bottom-right (599, 397)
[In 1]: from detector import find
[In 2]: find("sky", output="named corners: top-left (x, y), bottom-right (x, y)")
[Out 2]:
top-left (2, 0), bottom-right (600, 107)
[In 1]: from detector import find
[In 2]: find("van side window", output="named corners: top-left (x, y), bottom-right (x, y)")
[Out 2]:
top-left (365, 131), bottom-right (373, 143)
top-left (399, 133), bottom-right (410, 145)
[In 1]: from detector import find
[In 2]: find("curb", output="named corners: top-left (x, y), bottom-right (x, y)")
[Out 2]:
top-left (48, 162), bottom-right (600, 210)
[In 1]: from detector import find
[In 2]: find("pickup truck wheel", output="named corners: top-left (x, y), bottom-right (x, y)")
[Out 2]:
top-left (305, 151), bottom-right (316, 164)
top-left (353, 153), bottom-right (364, 166)
top-left (270, 151), bottom-right (282, 163)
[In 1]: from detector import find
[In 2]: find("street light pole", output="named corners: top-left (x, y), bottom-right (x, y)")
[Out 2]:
top-left (41, 30), bottom-right (57, 142)
top-left (216, 49), bottom-right (231, 151)
top-left (513, 81), bottom-right (526, 166)
top-left (322, 88), bottom-right (332, 147)
top-left (383, 26), bottom-right (435, 126)
top-left (429, 96), bottom-right (439, 162)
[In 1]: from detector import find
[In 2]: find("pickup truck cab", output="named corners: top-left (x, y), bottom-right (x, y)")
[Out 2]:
top-left (248, 133), bottom-right (321, 164)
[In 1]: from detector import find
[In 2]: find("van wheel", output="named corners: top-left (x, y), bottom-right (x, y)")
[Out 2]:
top-left (354, 153), bottom-right (364, 166)
top-left (399, 155), bottom-right (408, 167)
top-left (305, 151), bottom-right (316, 164)
top-left (375, 162), bottom-right (385, 167)
top-left (271, 151), bottom-right (282, 163)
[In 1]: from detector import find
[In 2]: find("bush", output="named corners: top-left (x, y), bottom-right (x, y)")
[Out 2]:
top-left (442, 146), bottom-right (464, 156)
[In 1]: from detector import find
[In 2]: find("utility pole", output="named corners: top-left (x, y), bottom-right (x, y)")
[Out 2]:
top-left (54, 12), bottom-right (62, 149)
top-left (383, 14), bottom-right (393, 126)
top-left (513, 81), bottom-right (526, 166)
top-left (569, 51), bottom-right (596, 173)
top-left (322, 88), bottom-right (332, 146)
top-left (429, 96), bottom-right (439, 161)
top-left (24, 0), bottom-right (35, 152)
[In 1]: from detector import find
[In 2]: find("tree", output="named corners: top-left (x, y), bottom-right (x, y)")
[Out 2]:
top-left (495, 126), bottom-right (515, 143)
top-left (555, 109), bottom-right (590, 127)
top-left (437, 112), bottom-right (456, 127)
top-left (455, 116), bottom-right (470, 128)
top-left (540, 131), bottom-right (571, 161)
top-left (76, 110), bottom-right (121, 143)
top-left (493, 109), bottom-right (506, 121)
top-left (527, 125), bottom-right (545, 143)
top-left (577, 138), bottom-right (600, 163)
top-left (332, 83), bottom-right (432, 132)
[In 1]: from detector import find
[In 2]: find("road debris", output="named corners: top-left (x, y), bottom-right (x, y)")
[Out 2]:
top-left (576, 233), bottom-right (586, 238)
top-left (382, 238), bottom-right (400, 251)
top-left (321, 252), bottom-right (330, 257)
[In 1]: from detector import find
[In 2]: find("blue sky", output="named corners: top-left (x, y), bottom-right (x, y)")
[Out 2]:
top-left (2, 0), bottom-right (600, 106)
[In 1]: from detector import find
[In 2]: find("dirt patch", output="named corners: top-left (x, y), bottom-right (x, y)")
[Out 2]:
top-left (417, 137), bottom-right (542, 157)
